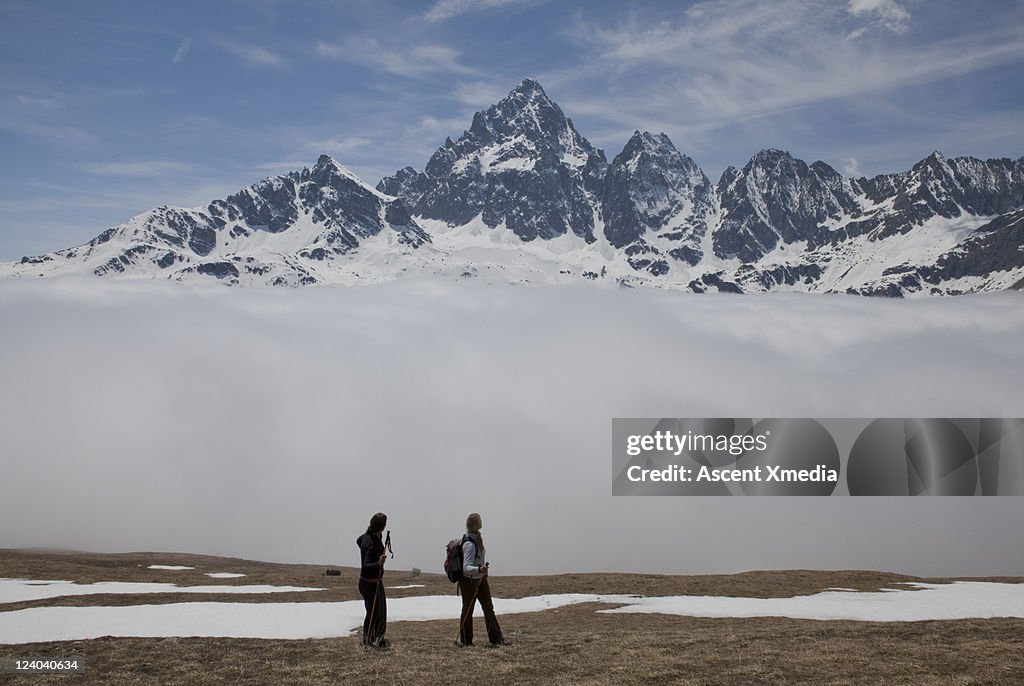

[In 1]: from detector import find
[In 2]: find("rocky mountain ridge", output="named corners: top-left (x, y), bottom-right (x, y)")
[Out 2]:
top-left (4, 79), bottom-right (1022, 295)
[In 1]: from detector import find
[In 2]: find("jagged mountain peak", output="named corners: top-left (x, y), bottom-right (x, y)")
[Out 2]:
top-left (912, 150), bottom-right (947, 170)
top-left (378, 79), bottom-right (607, 242)
top-left (809, 160), bottom-right (842, 179)
top-left (602, 129), bottom-right (714, 267)
top-left (513, 77), bottom-right (545, 95)
top-left (412, 78), bottom-right (601, 182)
top-left (613, 131), bottom-right (704, 182)
top-left (467, 79), bottom-right (580, 152)
top-left (739, 149), bottom-right (844, 187)
top-left (746, 147), bottom-right (802, 171)
top-left (500, 78), bottom-right (553, 111)
top-left (310, 154), bottom-right (376, 189)
top-left (714, 147), bottom-right (865, 263)
top-left (718, 165), bottom-right (740, 185)
top-left (623, 130), bottom-right (675, 153)
top-left (752, 147), bottom-right (792, 159)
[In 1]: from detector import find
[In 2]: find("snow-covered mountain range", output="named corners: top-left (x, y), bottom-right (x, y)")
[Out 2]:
top-left (3, 79), bottom-right (1022, 295)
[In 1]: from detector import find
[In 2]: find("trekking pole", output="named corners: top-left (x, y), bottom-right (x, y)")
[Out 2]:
top-left (367, 530), bottom-right (394, 646)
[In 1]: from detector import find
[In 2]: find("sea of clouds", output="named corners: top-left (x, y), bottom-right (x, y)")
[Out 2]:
top-left (1, 277), bottom-right (1022, 577)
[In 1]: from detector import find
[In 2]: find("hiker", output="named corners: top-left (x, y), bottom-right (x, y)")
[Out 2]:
top-left (457, 512), bottom-right (505, 647)
top-left (356, 512), bottom-right (389, 648)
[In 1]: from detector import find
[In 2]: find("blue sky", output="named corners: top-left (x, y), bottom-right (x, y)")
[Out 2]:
top-left (1, 0), bottom-right (1022, 260)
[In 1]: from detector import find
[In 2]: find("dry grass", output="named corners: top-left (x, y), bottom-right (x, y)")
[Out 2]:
top-left (2, 549), bottom-right (1023, 685)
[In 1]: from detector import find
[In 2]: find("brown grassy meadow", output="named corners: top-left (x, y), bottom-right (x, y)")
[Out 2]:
top-left (1, 549), bottom-right (1022, 685)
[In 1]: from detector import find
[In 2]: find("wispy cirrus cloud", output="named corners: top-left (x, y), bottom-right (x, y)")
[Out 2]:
top-left (303, 135), bottom-right (371, 156)
top-left (314, 37), bottom-right (479, 79)
top-left (216, 38), bottom-right (285, 67)
top-left (847, 0), bottom-right (911, 38)
top-left (451, 80), bottom-right (513, 107)
top-left (424, 0), bottom-right (547, 23)
top-left (81, 160), bottom-right (203, 177)
top-left (22, 175), bottom-right (239, 212)
top-left (0, 88), bottom-right (95, 146)
top-left (247, 159), bottom-right (314, 174)
top-left (564, 0), bottom-right (1024, 128)
top-left (417, 114), bottom-right (472, 137)
top-left (171, 37), bottom-right (192, 64)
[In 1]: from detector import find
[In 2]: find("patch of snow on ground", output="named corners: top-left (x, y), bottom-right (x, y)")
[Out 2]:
top-left (599, 582), bottom-right (1024, 622)
top-left (1, 583), bottom-right (1022, 643)
top-left (205, 573), bottom-right (247, 579)
top-left (0, 593), bottom-right (632, 643)
top-left (0, 579), bottom-right (320, 604)
top-left (148, 565), bottom-right (194, 571)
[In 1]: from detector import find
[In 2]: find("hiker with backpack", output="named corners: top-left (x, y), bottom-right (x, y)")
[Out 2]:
top-left (356, 512), bottom-right (391, 648)
top-left (455, 512), bottom-right (505, 647)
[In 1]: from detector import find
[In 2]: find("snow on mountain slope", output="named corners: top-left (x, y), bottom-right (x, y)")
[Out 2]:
top-left (4, 155), bottom-right (430, 286)
top-left (2, 80), bottom-right (1022, 296)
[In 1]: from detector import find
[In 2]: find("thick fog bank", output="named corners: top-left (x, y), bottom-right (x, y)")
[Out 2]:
top-left (1, 278), bottom-right (1022, 577)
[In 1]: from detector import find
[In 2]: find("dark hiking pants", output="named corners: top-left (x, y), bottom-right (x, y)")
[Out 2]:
top-left (458, 576), bottom-right (503, 645)
top-left (358, 578), bottom-right (387, 645)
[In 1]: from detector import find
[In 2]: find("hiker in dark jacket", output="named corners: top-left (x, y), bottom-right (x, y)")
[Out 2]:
top-left (356, 512), bottom-right (389, 648)
top-left (457, 512), bottom-right (505, 647)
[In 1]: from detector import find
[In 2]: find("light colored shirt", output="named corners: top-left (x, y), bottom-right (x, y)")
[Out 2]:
top-left (462, 532), bottom-right (486, 579)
